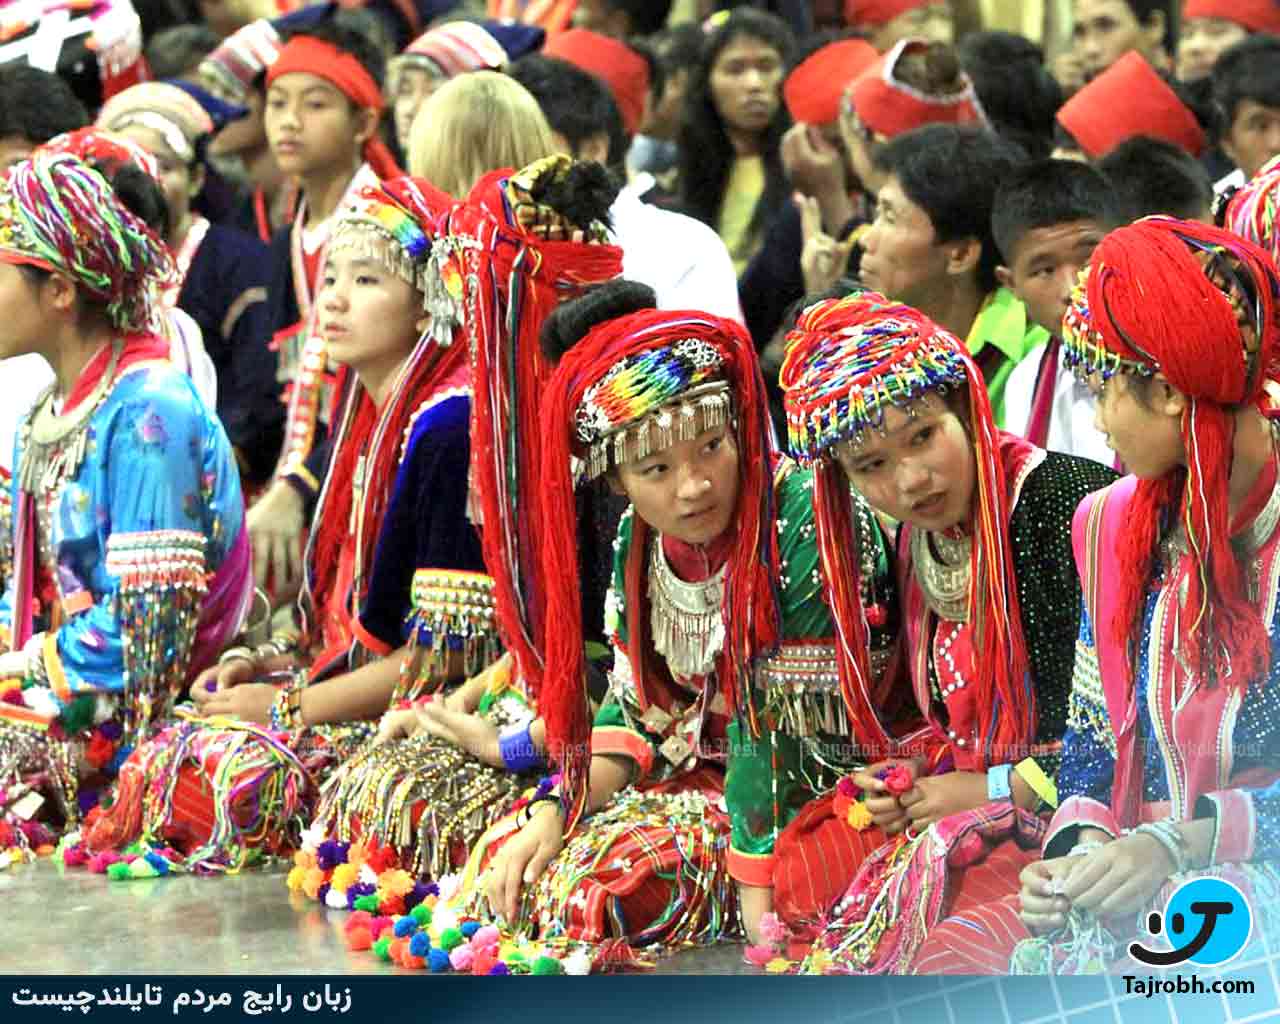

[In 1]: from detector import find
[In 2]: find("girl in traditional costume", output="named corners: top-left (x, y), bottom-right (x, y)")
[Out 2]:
top-left (467, 279), bottom-right (898, 966)
top-left (0, 150), bottom-right (250, 835)
top-left (288, 155), bottom-right (625, 904)
top-left (912, 217), bottom-right (1280, 973)
top-left (778, 291), bottom-right (1114, 973)
top-left (73, 176), bottom-right (490, 875)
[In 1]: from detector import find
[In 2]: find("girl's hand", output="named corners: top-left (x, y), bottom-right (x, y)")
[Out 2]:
top-left (1062, 832), bottom-right (1177, 917)
top-left (485, 804), bottom-right (564, 923)
top-left (375, 707), bottom-right (420, 745)
top-left (1018, 857), bottom-right (1079, 934)
top-left (898, 771), bottom-right (989, 831)
top-left (850, 758), bottom-right (919, 834)
top-left (414, 701), bottom-right (504, 767)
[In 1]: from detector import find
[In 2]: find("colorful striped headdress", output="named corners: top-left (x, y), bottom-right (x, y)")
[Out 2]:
top-left (0, 150), bottom-right (175, 335)
top-left (540, 307), bottom-right (781, 827)
top-left (1224, 153), bottom-right (1280, 270)
top-left (1062, 217), bottom-right (1280, 694)
top-left (781, 292), bottom-right (1034, 767)
top-left (98, 81), bottom-right (216, 164)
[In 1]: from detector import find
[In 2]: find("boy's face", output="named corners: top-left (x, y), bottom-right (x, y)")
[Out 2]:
top-left (859, 175), bottom-right (951, 312)
top-left (1223, 99), bottom-right (1280, 181)
top-left (265, 71), bottom-right (366, 178)
top-left (998, 219), bottom-right (1107, 338)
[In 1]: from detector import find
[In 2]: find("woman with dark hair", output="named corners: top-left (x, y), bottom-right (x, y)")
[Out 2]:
top-left (957, 32), bottom-right (1063, 161)
top-left (677, 8), bottom-right (795, 275)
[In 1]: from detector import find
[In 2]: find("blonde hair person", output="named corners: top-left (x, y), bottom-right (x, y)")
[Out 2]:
top-left (408, 71), bottom-right (555, 196)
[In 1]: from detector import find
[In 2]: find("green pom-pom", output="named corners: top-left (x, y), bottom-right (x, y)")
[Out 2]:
top-left (106, 862), bottom-right (132, 881)
top-left (531, 956), bottom-right (563, 976)
top-left (410, 904), bottom-right (432, 926)
top-left (59, 695), bottom-right (96, 736)
top-left (353, 895), bottom-right (379, 913)
top-left (373, 937), bottom-right (392, 961)
top-left (439, 927), bottom-right (463, 952)
top-left (128, 858), bottom-right (158, 879)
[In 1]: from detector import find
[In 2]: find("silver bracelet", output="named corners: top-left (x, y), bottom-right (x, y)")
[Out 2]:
top-left (1132, 820), bottom-right (1190, 875)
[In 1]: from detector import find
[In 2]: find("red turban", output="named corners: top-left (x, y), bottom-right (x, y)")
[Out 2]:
top-left (844, 0), bottom-right (933, 27)
top-left (1056, 51), bottom-right (1205, 159)
top-left (850, 38), bottom-right (985, 139)
top-left (544, 28), bottom-right (650, 137)
top-left (1183, 0), bottom-right (1280, 34)
top-left (784, 38), bottom-right (878, 126)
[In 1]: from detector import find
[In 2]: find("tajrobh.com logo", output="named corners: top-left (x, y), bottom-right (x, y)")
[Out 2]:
top-left (1122, 878), bottom-right (1257, 999)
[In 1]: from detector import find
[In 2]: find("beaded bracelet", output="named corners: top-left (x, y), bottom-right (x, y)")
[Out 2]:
top-left (267, 670), bottom-right (307, 731)
top-left (1131, 820), bottom-right (1190, 875)
top-left (515, 773), bottom-right (563, 827)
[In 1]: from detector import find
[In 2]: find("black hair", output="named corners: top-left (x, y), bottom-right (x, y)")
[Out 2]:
top-left (540, 279), bottom-right (657, 364)
top-left (677, 8), bottom-right (795, 235)
top-left (957, 31), bottom-right (1063, 161)
top-left (507, 55), bottom-right (629, 169)
top-left (0, 64), bottom-right (89, 143)
top-left (653, 21), bottom-right (705, 73)
top-left (1118, 0), bottom-right (1176, 55)
top-left (1212, 35), bottom-right (1280, 128)
top-left (280, 13), bottom-right (387, 91)
top-left (530, 159), bottom-right (620, 234)
top-left (144, 24), bottom-right (220, 80)
top-left (602, 0), bottom-right (674, 37)
top-left (991, 159), bottom-right (1118, 264)
top-left (1097, 135), bottom-right (1214, 222)
top-left (630, 39), bottom-right (665, 104)
top-left (876, 124), bottom-right (1026, 292)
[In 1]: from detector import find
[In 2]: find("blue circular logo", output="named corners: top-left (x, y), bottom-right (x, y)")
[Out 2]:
top-left (1161, 877), bottom-right (1253, 966)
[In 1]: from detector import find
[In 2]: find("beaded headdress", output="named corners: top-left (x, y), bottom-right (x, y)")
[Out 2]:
top-left (0, 151), bottom-right (175, 335)
top-left (573, 337), bottom-right (732, 479)
top-left (540, 306), bottom-right (781, 826)
top-left (328, 177), bottom-right (463, 339)
top-left (781, 292), bottom-right (1034, 768)
top-left (1060, 217), bottom-right (1280, 695)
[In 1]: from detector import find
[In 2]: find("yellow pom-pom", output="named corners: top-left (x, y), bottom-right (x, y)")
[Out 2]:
top-left (302, 867), bottom-right (326, 900)
top-left (293, 849), bottom-right (316, 870)
top-left (377, 868), bottom-right (414, 898)
top-left (286, 866), bottom-right (307, 893)
top-left (765, 957), bottom-right (792, 974)
top-left (330, 863), bottom-right (359, 893)
top-left (347, 841), bottom-right (368, 869)
top-left (845, 800), bottom-right (873, 831)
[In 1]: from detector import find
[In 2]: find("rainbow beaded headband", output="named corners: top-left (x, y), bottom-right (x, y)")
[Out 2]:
top-left (574, 338), bottom-right (731, 480)
top-left (784, 315), bottom-right (969, 464)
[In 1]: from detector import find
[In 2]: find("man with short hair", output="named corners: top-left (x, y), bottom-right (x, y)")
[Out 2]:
top-left (1212, 35), bottom-right (1280, 191)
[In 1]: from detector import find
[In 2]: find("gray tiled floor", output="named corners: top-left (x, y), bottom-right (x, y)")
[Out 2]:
top-left (0, 858), bottom-right (752, 975)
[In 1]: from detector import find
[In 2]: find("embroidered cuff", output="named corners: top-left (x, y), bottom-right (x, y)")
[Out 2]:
top-left (591, 725), bottom-right (655, 781)
top-left (405, 569), bottom-right (501, 679)
top-left (1195, 789), bottom-right (1256, 866)
top-left (727, 847), bottom-right (776, 888)
top-left (1042, 795), bottom-right (1119, 859)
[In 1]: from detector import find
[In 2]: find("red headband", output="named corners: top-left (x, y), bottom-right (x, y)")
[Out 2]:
top-left (851, 38), bottom-right (984, 138)
top-left (1056, 51), bottom-right (1205, 158)
top-left (1183, 0), bottom-right (1280, 34)
top-left (784, 38), bottom-right (878, 125)
top-left (844, 0), bottom-right (933, 27)
top-left (267, 36), bottom-right (384, 111)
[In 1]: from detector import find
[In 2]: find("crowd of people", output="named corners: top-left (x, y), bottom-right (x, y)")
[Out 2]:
top-left (0, 0), bottom-right (1278, 978)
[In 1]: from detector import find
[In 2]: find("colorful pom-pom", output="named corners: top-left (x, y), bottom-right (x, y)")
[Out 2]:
top-left (388, 938), bottom-right (408, 964)
top-left (835, 776), bottom-right (860, 799)
top-left (562, 950), bottom-right (591, 976)
top-left (343, 911), bottom-right (373, 934)
top-left (286, 866), bottom-right (307, 893)
top-left (369, 916), bottom-right (393, 940)
top-left (353, 894), bottom-right (379, 913)
top-left (409, 903), bottom-right (432, 926)
top-left (404, 881), bottom-right (433, 910)
top-left (105, 861), bottom-right (131, 881)
top-left (89, 851), bottom-right (121, 874)
top-left (377, 894), bottom-right (405, 917)
top-left (393, 916), bottom-right (418, 938)
top-left (470, 925), bottom-right (500, 954)
top-left (744, 945), bottom-right (774, 968)
top-left (315, 840), bottom-right (349, 871)
top-left (449, 946), bottom-right (474, 972)
top-left (408, 932), bottom-right (431, 958)
top-left (346, 927), bottom-right (372, 952)
top-left (302, 867), bottom-right (326, 900)
top-left (293, 848), bottom-right (317, 870)
top-left (438, 927), bottom-right (463, 952)
top-left (471, 952), bottom-right (498, 976)
top-left (316, 883), bottom-right (331, 906)
top-left (373, 937), bottom-right (393, 962)
top-left (330, 863), bottom-right (359, 893)
top-left (488, 963), bottom-right (511, 976)
top-left (459, 921), bottom-right (480, 939)
top-left (530, 956), bottom-right (563, 976)
top-left (427, 948), bottom-right (451, 973)
top-left (324, 887), bottom-right (348, 910)
top-left (880, 764), bottom-right (914, 796)
top-left (61, 843), bottom-right (89, 868)
top-left (845, 800), bottom-right (873, 831)
top-left (402, 954), bottom-right (426, 970)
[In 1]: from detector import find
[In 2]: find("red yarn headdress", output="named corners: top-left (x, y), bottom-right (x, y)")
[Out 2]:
top-left (300, 176), bottom-right (467, 655)
top-left (780, 292), bottom-right (1034, 769)
top-left (1061, 217), bottom-right (1280, 694)
top-left (441, 156), bottom-right (623, 704)
top-left (538, 308), bottom-right (782, 827)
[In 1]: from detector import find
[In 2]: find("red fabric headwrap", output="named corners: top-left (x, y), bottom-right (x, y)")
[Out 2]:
top-left (266, 36), bottom-right (401, 178)
top-left (844, 0), bottom-right (933, 27)
top-left (543, 28), bottom-right (650, 137)
top-left (1056, 51), bottom-right (1206, 158)
top-left (1085, 218), bottom-right (1280, 697)
top-left (538, 308), bottom-right (782, 828)
top-left (850, 38), bottom-right (985, 139)
top-left (1183, 0), bottom-right (1280, 34)
top-left (784, 38), bottom-right (879, 126)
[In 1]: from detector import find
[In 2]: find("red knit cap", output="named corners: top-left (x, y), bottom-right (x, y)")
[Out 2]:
top-left (1056, 51), bottom-right (1205, 158)
top-left (844, 0), bottom-right (933, 27)
top-left (1183, 0), bottom-right (1280, 34)
top-left (849, 37), bottom-right (985, 139)
top-left (784, 38), bottom-right (879, 126)
top-left (544, 28), bottom-right (650, 137)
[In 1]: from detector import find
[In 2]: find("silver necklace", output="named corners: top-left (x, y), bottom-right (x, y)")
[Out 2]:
top-left (648, 536), bottom-right (726, 680)
top-left (911, 527), bottom-right (971, 623)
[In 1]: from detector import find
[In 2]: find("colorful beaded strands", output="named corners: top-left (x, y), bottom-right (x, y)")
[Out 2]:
top-left (104, 530), bottom-right (209, 749)
top-left (538, 308), bottom-right (781, 828)
top-left (1224, 154), bottom-right (1280, 273)
top-left (399, 570), bottom-right (502, 700)
top-left (0, 151), bottom-right (175, 335)
top-left (1062, 218), bottom-right (1280, 702)
top-left (780, 292), bottom-right (1033, 770)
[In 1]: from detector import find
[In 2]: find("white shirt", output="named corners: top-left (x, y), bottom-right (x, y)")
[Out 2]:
top-left (1004, 340), bottom-right (1114, 467)
top-left (610, 173), bottom-right (743, 323)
